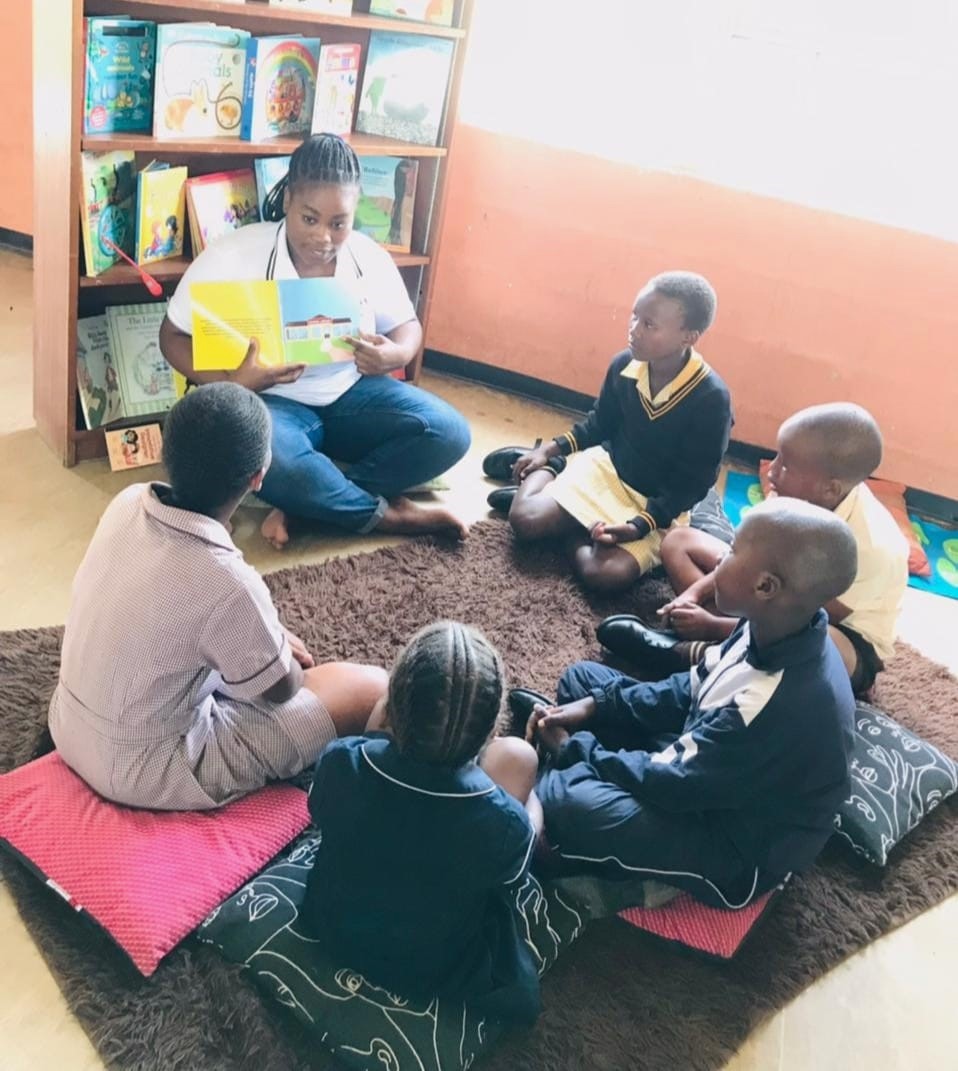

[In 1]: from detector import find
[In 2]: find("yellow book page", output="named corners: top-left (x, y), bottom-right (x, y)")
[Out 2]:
top-left (190, 281), bottom-right (285, 371)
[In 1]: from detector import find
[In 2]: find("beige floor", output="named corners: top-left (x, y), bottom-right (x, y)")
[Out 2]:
top-left (0, 248), bottom-right (954, 1070)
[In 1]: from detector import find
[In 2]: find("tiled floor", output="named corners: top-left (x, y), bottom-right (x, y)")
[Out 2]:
top-left (0, 248), bottom-right (954, 1069)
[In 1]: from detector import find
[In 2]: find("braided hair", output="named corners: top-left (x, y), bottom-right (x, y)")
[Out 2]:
top-left (387, 621), bottom-right (505, 768)
top-left (262, 133), bottom-right (363, 222)
top-left (162, 382), bottom-right (271, 516)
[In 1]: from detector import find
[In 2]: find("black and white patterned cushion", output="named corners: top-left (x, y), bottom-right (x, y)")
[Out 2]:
top-left (834, 702), bottom-right (958, 865)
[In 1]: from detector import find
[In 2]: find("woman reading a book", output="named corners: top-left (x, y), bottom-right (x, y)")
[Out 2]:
top-left (160, 134), bottom-right (470, 548)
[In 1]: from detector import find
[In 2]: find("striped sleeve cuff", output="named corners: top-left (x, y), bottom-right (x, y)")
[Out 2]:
top-left (554, 431), bottom-right (578, 455)
top-left (628, 512), bottom-right (655, 538)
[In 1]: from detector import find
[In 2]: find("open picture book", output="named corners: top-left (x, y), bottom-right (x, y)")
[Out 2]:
top-left (190, 278), bottom-right (362, 371)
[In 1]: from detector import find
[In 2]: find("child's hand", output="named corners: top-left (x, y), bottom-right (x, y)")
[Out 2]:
top-left (666, 604), bottom-right (718, 639)
top-left (513, 444), bottom-right (555, 482)
top-left (347, 332), bottom-right (406, 376)
top-left (285, 628), bottom-right (315, 669)
top-left (657, 592), bottom-right (700, 623)
top-left (535, 720), bottom-right (571, 757)
top-left (525, 697), bottom-right (596, 742)
top-left (590, 521), bottom-right (640, 545)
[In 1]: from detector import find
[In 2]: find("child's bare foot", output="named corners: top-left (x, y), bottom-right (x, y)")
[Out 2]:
top-left (376, 496), bottom-right (469, 540)
top-left (261, 508), bottom-right (291, 550)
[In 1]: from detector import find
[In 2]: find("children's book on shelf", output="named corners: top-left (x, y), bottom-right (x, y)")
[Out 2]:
top-left (354, 156), bottom-right (418, 252)
top-left (135, 162), bottom-right (187, 265)
top-left (268, 0), bottom-right (354, 13)
top-left (254, 156), bottom-right (291, 216)
top-left (190, 278), bottom-right (361, 371)
top-left (153, 24), bottom-right (249, 139)
top-left (105, 424), bottom-right (164, 472)
top-left (357, 32), bottom-right (454, 147)
top-left (84, 18), bottom-right (157, 134)
top-left (76, 315), bottom-right (125, 429)
top-left (241, 36), bottom-right (322, 142)
top-left (79, 150), bottom-right (138, 276)
top-left (106, 303), bottom-right (178, 418)
top-left (186, 169), bottom-right (261, 253)
top-left (369, 0), bottom-right (455, 27)
top-left (310, 43), bottom-right (362, 136)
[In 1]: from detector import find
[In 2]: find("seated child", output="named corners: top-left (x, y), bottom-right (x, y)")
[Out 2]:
top-left (599, 402), bottom-right (908, 694)
top-left (302, 621), bottom-right (543, 1024)
top-left (482, 271), bottom-right (732, 592)
top-left (515, 499), bottom-right (858, 907)
top-left (49, 383), bottom-right (388, 810)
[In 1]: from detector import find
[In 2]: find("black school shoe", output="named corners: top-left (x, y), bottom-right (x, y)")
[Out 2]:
top-left (507, 687), bottom-right (552, 736)
top-left (487, 486), bottom-right (518, 513)
top-left (595, 614), bottom-right (686, 678)
top-left (482, 444), bottom-right (535, 481)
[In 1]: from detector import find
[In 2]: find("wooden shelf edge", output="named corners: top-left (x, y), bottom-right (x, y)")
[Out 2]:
top-left (82, 132), bottom-right (448, 158)
top-left (79, 251), bottom-right (429, 289)
top-left (85, 0), bottom-right (466, 39)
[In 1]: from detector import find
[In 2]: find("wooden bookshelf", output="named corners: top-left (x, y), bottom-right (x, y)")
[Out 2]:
top-left (82, 132), bottom-right (448, 157)
top-left (87, 0), bottom-right (466, 40)
top-left (34, 0), bottom-right (472, 465)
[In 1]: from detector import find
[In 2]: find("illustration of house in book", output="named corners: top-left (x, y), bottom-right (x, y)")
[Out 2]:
top-left (283, 310), bottom-right (355, 363)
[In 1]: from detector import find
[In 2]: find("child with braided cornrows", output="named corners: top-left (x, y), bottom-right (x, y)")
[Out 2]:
top-left (303, 621), bottom-right (543, 1023)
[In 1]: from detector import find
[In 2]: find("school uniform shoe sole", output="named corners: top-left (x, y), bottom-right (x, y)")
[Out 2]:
top-left (595, 615), bottom-right (685, 678)
top-left (507, 687), bottom-right (552, 736)
top-left (482, 445), bottom-right (534, 481)
top-left (487, 486), bottom-right (518, 513)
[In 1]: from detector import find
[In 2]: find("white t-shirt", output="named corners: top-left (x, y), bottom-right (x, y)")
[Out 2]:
top-left (833, 482), bottom-right (909, 661)
top-left (166, 222), bottom-right (417, 406)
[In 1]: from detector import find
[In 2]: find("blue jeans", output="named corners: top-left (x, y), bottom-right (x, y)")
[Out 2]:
top-left (259, 375), bottom-right (471, 533)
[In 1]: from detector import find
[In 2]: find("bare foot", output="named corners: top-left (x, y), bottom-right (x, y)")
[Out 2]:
top-left (261, 508), bottom-right (291, 550)
top-left (376, 496), bottom-right (469, 540)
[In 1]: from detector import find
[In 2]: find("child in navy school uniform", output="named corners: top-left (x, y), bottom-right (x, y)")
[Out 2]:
top-left (513, 498), bottom-right (859, 908)
top-left (303, 621), bottom-right (544, 1023)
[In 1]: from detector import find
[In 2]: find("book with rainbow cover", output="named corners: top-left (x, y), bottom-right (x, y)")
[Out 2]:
top-left (241, 36), bottom-right (322, 142)
top-left (190, 278), bottom-right (361, 370)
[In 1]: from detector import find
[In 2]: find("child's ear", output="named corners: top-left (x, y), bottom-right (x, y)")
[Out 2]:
top-left (754, 571), bottom-right (782, 601)
top-left (821, 477), bottom-right (846, 507)
top-left (249, 466), bottom-right (267, 493)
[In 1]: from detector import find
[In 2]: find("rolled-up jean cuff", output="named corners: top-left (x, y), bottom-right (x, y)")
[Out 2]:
top-left (356, 494), bottom-right (389, 535)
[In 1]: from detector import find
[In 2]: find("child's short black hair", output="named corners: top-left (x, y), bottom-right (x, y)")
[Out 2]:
top-left (387, 621), bottom-right (504, 768)
top-left (744, 497), bottom-right (858, 611)
top-left (162, 383), bottom-right (271, 515)
top-left (263, 133), bottom-right (363, 222)
top-left (780, 403), bottom-right (883, 487)
top-left (648, 271), bottom-right (717, 333)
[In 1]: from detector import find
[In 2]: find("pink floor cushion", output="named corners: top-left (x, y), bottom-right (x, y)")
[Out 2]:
top-left (0, 751), bottom-right (310, 976)
top-left (618, 888), bottom-right (780, 959)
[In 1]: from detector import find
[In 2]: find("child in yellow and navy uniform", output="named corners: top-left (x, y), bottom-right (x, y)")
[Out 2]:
top-left (483, 272), bottom-right (732, 593)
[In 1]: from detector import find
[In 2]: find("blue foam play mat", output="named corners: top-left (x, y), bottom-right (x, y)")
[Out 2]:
top-left (722, 471), bottom-right (958, 601)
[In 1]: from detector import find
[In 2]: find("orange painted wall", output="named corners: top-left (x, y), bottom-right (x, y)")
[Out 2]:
top-left (0, 7), bottom-right (33, 234)
top-left (429, 126), bottom-right (958, 500)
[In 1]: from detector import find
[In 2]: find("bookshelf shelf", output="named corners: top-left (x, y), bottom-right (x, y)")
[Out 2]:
top-left (87, 0), bottom-right (466, 40)
top-left (35, 1), bottom-right (472, 465)
top-left (82, 132), bottom-right (448, 158)
top-left (79, 250), bottom-right (431, 290)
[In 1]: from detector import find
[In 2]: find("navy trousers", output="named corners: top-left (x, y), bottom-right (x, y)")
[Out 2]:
top-left (537, 661), bottom-right (771, 909)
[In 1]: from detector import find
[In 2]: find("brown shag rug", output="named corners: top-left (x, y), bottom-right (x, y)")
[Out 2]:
top-left (2, 521), bottom-right (956, 1071)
